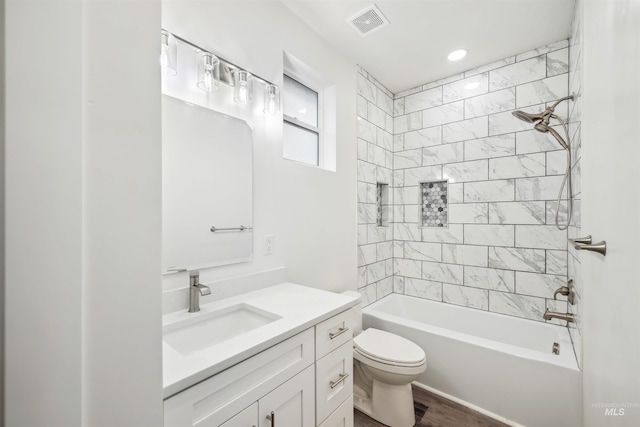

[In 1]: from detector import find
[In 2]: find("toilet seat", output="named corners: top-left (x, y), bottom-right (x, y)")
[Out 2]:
top-left (353, 328), bottom-right (426, 373)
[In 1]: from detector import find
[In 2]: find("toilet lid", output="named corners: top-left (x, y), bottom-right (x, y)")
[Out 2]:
top-left (354, 328), bottom-right (425, 365)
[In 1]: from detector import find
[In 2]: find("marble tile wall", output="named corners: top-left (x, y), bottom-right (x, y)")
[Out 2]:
top-left (391, 39), bottom-right (573, 324)
top-left (567, 0), bottom-right (583, 368)
top-left (357, 66), bottom-right (395, 306)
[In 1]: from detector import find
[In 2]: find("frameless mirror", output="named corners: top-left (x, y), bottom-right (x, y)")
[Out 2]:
top-left (162, 95), bottom-right (253, 273)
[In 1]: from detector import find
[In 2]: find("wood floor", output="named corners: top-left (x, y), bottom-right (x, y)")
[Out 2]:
top-left (354, 386), bottom-right (510, 427)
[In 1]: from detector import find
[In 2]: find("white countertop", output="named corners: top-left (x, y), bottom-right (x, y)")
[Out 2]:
top-left (163, 282), bottom-right (359, 398)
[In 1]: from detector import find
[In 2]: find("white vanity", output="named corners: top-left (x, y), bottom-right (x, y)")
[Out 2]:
top-left (163, 283), bottom-right (358, 427)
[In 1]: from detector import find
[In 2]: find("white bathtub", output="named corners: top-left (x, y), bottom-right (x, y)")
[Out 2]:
top-left (363, 294), bottom-right (582, 427)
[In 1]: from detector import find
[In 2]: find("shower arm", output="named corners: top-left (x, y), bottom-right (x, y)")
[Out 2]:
top-left (549, 95), bottom-right (575, 110)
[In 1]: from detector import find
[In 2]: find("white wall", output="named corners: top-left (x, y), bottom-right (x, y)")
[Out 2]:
top-left (581, 0), bottom-right (640, 425)
top-left (161, 0), bottom-right (358, 295)
top-left (0, 0), bottom-right (5, 422)
top-left (82, 1), bottom-right (163, 425)
top-left (5, 1), bottom-right (83, 424)
top-left (5, 0), bottom-right (163, 426)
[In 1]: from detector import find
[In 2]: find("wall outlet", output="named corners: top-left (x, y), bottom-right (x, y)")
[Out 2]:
top-left (264, 234), bottom-right (275, 255)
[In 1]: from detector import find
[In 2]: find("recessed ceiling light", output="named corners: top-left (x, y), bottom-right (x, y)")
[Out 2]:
top-left (448, 49), bottom-right (467, 61)
top-left (465, 82), bottom-right (480, 90)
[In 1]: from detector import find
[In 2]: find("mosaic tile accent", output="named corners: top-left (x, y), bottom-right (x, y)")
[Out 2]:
top-left (421, 181), bottom-right (448, 227)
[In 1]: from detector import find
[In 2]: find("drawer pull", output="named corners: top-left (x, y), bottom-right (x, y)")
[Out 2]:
top-left (329, 327), bottom-right (349, 340)
top-left (330, 372), bottom-right (350, 389)
top-left (266, 411), bottom-right (275, 427)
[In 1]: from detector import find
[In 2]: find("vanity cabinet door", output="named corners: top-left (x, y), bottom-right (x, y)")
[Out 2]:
top-left (219, 403), bottom-right (258, 427)
top-left (258, 365), bottom-right (315, 427)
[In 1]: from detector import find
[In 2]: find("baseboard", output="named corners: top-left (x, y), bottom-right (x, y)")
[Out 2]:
top-left (412, 381), bottom-right (525, 427)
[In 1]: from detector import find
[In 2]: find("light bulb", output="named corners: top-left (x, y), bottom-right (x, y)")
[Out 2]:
top-left (447, 49), bottom-right (467, 61)
top-left (263, 84), bottom-right (279, 115)
top-left (233, 70), bottom-right (253, 104)
top-left (203, 69), bottom-right (214, 91)
top-left (237, 84), bottom-right (247, 104)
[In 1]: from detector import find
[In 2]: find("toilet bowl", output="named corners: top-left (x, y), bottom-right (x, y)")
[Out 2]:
top-left (342, 291), bottom-right (427, 427)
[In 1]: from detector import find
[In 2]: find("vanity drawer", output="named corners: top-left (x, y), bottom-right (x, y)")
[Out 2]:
top-left (315, 341), bottom-right (353, 424)
top-left (164, 328), bottom-right (314, 427)
top-left (315, 308), bottom-right (354, 360)
top-left (318, 395), bottom-right (354, 427)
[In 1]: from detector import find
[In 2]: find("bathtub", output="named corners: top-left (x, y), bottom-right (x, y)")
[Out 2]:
top-left (363, 294), bottom-right (582, 427)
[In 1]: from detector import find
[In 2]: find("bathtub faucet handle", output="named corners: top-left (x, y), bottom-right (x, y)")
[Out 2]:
top-left (553, 280), bottom-right (575, 305)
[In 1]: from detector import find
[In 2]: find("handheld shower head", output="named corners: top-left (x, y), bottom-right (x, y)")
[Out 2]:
top-left (510, 95), bottom-right (575, 232)
top-left (534, 122), bottom-right (549, 133)
top-left (536, 123), bottom-right (570, 150)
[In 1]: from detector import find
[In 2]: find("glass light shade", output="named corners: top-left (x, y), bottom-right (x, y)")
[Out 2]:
top-left (233, 70), bottom-right (254, 104)
top-left (196, 52), bottom-right (220, 92)
top-left (160, 30), bottom-right (177, 77)
top-left (263, 84), bottom-right (280, 115)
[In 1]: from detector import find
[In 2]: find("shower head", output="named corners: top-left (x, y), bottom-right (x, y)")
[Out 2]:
top-left (511, 95), bottom-right (575, 150)
top-left (511, 95), bottom-right (575, 125)
top-left (512, 95), bottom-right (575, 233)
top-left (511, 110), bottom-right (546, 124)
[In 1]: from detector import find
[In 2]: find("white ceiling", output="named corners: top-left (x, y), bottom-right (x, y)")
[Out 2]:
top-left (282, 0), bottom-right (575, 94)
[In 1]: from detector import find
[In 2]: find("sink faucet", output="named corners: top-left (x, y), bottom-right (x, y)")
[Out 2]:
top-left (543, 309), bottom-right (574, 323)
top-left (188, 271), bottom-right (211, 313)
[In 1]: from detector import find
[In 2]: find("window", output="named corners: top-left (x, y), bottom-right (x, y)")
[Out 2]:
top-left (282, 74), bottom-right (321, 166)
top-left (282, 51), bottom-right (336, 171)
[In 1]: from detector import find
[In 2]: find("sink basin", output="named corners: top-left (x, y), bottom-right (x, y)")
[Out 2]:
top-left (163, 304), bottom-right (281, 356)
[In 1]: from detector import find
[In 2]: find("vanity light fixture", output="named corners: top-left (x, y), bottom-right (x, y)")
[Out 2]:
top-left (263, 84), bottom-right (280, 115)
top-left (233, 70), bottom-right (254, 105)
top-left (447, 49), bottom-right (467, 61)
top-left (160, 30), bottom-right (177, 76)
top-left (162, 29), bottom-right (278, 113)
top-left (196, 52), bottom-right (220, 92)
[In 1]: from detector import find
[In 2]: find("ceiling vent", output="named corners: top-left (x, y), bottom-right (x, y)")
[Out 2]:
top-left (347, 4), bottom-right (390, 37)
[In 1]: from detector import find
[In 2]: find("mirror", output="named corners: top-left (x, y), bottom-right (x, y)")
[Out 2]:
top-left (162, 94), bottom-right (253, 273)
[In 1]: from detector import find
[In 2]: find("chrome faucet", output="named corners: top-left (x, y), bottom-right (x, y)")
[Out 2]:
top-left (543, 309), bottom-right (574, 323)
top-left (188, 271), bottom-right (211, 313)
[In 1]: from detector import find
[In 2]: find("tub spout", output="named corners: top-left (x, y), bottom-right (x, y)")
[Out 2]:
top-left (543, 309), bottom-right (574, 323)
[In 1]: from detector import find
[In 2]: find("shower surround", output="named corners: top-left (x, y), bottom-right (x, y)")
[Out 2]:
top-left (357, 39), bottom-right (575, 332)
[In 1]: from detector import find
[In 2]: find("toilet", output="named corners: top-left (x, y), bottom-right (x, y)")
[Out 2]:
top-left (344, 291), bottom-right (427, 427)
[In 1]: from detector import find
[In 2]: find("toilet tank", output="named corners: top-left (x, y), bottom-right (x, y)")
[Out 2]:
top-left (341, 290), bottom-right (363, 335)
